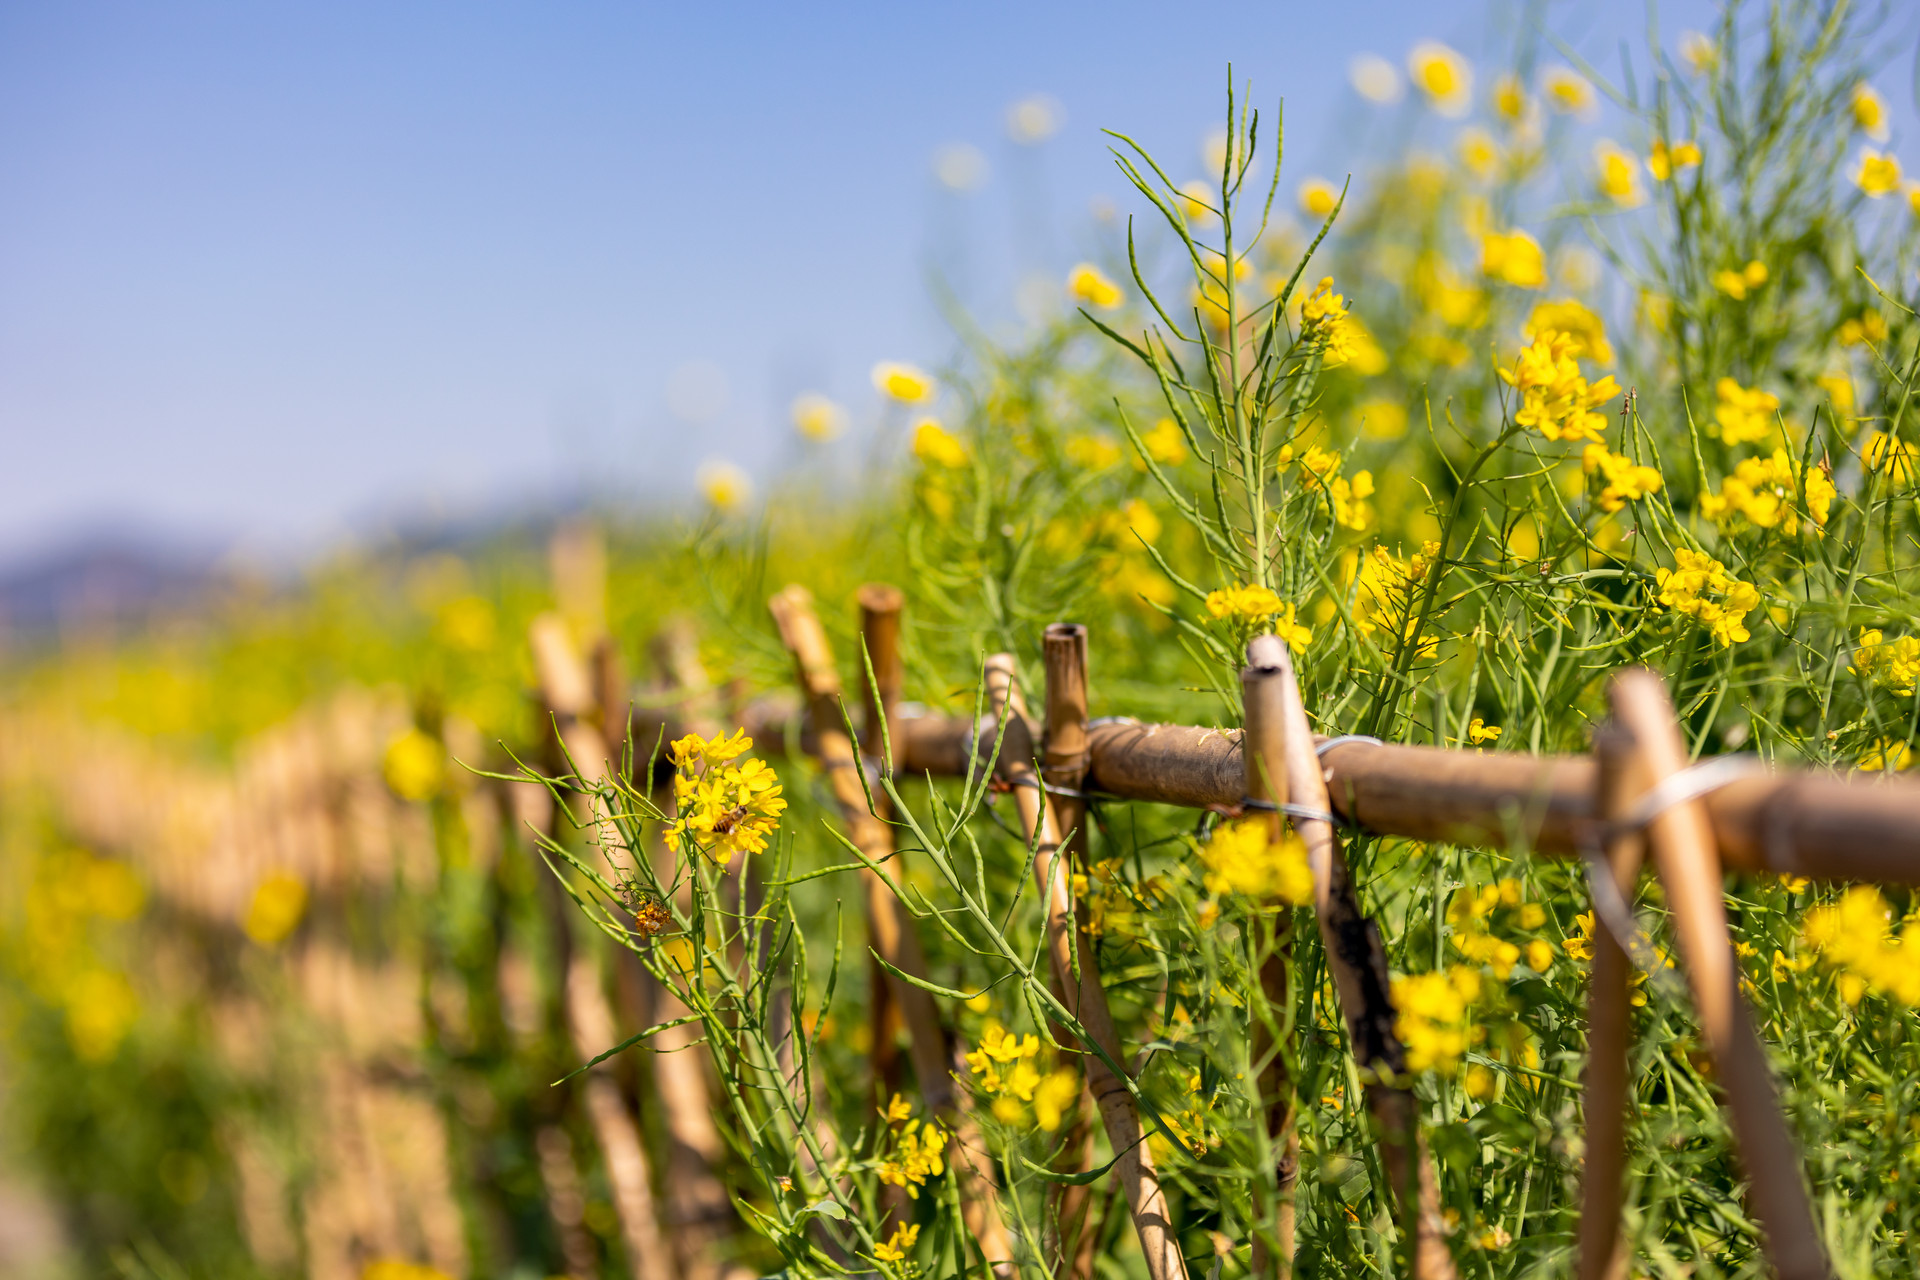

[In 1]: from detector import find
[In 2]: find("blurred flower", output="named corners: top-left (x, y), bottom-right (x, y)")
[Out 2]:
top-left (1657, 549), bottom-right (1759, 647)
top-left (1493, 74), bottom-right (1528, 121)
top-left (1594, 141), bottom-right (1644, 206)
top-left (1205, 583), bottom-right (1284, 624)
top-left (871, 361), bottom-right (935, 403)
top-left (1408, 42), bottom-right (1472, 117)
top-left (912, 419), bottom-right (968, 468)
top-left (1393, 966), bottom-right (1479, 1072)
top-left (1839, 311), bottom-right (1888, 347)
top-left (1202, 125), bottom-right (1231, 174)
top-left (933, 142), bottom-right (988, 191)
top-left (435, 595), bottom-right (495, 652)
top-left (1526, 298), bottom-right (1613, 364)
top-left (1350, 53), bottom-right (1404, 103)
top-left (1863, 737), bottom-right (1914, 772)
top-left (1864, 431), bottom-right (1919, 484)
top-left (1457, 129), bottom-right (1498, 179)
top-left (1066, 433), bottom-right (1122, 470)
top-left (1006, 94), bottom-right (1063, 144)
top-left (1180, 179), bottom-right (1217, 225)
top-left (1543, 67), bottom-right (1595, 116)
top-left (1298, 176), bottom-right (1340, 218)
top-left (1500, 329), bottom-right (1619, 443)
top-left (245, 873), bottom-right (308, 947)
top-left (1852, 83), bottom-right (1890, 142)
top-left (1355, 397), bottom-right (1410, 439)
top-left (697, 460), bottom-right (751, 513)
top-left (1137, 418), bottom-right (1189, 468)
top-left (1200, 818), bottom-right (1314, 903)
top-left (1480, 229), bottom-right (1547, 288)
top-left (1699, 448), bottom-right (1803, 533)
top-left (1679, 31), bottom-right (1718, 76)
top-left (1581, 445), bottom-right (1663, 512)
top-left (1033, 1067), bottom-right (1081, 1132)
top-left (1856, 149), bottom-right (1902, 197)
top-left (1711, 259), bottom-right (1768, 300)
top-left (363, 1263), bottom-right (454, 1280)
top-left (1804, 886), bottom-right (1920, 1005)
top-left (384, 728), bottom-right (444, 801)
top-left (1649, 138), bottom-right (1702, 181)
top-left (1066, 262), bottom-right (1123, 309)
top-left (1852, 628), bottom-right (1920, 696)
top-left (791, 392), bottom-right (847, 442)
top-left (1712, 377), bottom-right (1780, 445)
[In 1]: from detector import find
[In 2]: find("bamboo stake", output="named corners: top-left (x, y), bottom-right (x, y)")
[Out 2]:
top-left (1607, 671), bottom-right (1832, 1280)
top-left (765, 585), bottom-right (1014, 1273)
top-left (1039, 626), bottom-right (1101, 1280)
top-left (1246, 636), bottom-right (1456, 1280)
top-left (983, 652), bottom-right (1190, 1280)
top-left (1237, 646), bottom-right (1297, 1279)
top-left (1577, 727), bottom-right (1645, 1280)
top-left (859, 587), bottom-right (907, 1105)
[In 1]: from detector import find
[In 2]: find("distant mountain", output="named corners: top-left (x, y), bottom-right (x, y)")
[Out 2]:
top-left (0, 532), bottom-right (225, 637)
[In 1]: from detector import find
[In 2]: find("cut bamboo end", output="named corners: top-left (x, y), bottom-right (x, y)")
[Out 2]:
top-left (531, 613), bottom-right (596, 717)
top-left (1042, 624), bottom-right (1091, 777)
top-left (858, 585), bottom-right (904, 768)
top-left (1606, 670), bottom-right (1832, 1280)
top-left (768, 585), bottom-right (843, 699)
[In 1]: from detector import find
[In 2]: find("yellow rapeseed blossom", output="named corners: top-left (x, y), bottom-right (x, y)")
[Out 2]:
top-left (1525, 298), bottom-right (1613, 364)
top-left (1032, 1067), bottom-right (1081, 1132)
top-left (1409, 42), bottom-right (1472, 117)
top-left (1679, 31), bottom-right (1717, 76)
top-left (1542, 67), bottom-right (1594, 115)
top-left (791, 392), bottom-right (847, 442)
top-left (1298, 176), bottom-right (1340, 218)
top-left (669, 729), bottom-right (786, 862)
top-left (1581, 445), bottom-right (1663, 512)
top-left (1593, 142), bottom-right (1644, 207)
top-left (1467, 717), bottom-right (1501, 744)
top-left (1805, 464), bottom-right (1837, 526)
top-left (876, 1116), bottom-right (947, 1199)
top-left (697, 460), bottom-right (751, 513)
top-left (1180, 179), bottom-right (1217, 225)
top-left (873, 1222), bottom-right (920, 1264)
top-left (1861, 739), bottom-right (1914, 774)
top-left (1299, 277), bottom-right (1371, 368)
top-left (1852, 83), bottom-right (1891, 142)
top-left (1136, 417), bottom-right (1189, 468)
top-left (1493, 75), bottom-right (1528, 121)
top-left (966, 1023), bottom-right (1042, 1114)
top-left (1293, 443), bottom-right (1376, 530)
top-left (1206, 582), bottom-right (1283, 623)
top-left (912, 420), bottom-right (968, 468)
top-left (362, 1264), bottom-right (453, 1280)
top-left (1480, 229), bottom-right (1547, 289)
top-left (1851, 629), bottom-right (1920, 696)
top-left (1711, 377), bottom-right (1780, 445)
top-left (1065, 433), bottom-right (1122, 470)
top-left (1199, 819), bottom-right (1315, 905)
top-left (1856, 149), bottom-right (1902, 197)
top-left (383, 727), bottom-right (445, 802)
top-left (1698, 448), bottom-right (1806, 534)
top-left (1804, 886), bottom-right (1920, 1004)
top-left (1414, 254), bottom-right (1488, 328)
top-left (872, 361), bottom-right (934, 403)
top-left (1392, 966), bottom-right (1481, 1072)
top-left (1500, 329), bottom-right (1621, 443)
top-left (1839, 311), bottom-right (1888, 348)
top-left (1457, 129), bottom-right (1498, 179)
top-left (1067, 262), bottom-right (1123, 309)
top-left (244, 872), bottom-right (309, 947)
top-left (1648, 138), bottom-right (1702, 181)
top-left (1863, 431), bottom-right (1918, 484)
top-left (1355, 397), bottom-right (1410, 439)
top-left (1712, 259), bottom-right (1768, 300)
top-left (1656, 549), bottom-right (1760, 647)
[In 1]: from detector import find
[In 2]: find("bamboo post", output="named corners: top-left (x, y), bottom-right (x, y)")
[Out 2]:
top-left (858, 587), bottom-right (907, 1105)
top-left (1606, 671), bottom-right (1832, 1280)
top-left (983, 652), bottom-right (1190, 1280)
top-left (1577, 726), bottom-right (1646, 1280)
top-left (1238, 645), bottom-right (1298, 1278)
top-left (530, 614), bottom-right (679, 1280)
top-left (766, 585), bottom-right (1013, 1273)
top-left (1246, 636), bottom-right (1456, 1280)
top-left (1039, 626), bottom-right (1102, 1280)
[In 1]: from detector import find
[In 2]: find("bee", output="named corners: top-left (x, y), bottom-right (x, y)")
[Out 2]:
top-left (710, 804), bottom-right (751, 835)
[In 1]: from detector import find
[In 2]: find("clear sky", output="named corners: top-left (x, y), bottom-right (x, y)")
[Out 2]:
top-left (0, 0), bottom-right (1875, 564)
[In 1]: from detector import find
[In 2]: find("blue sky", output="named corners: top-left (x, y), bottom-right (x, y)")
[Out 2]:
top-left (0, 0), bottom-right (1882, 562)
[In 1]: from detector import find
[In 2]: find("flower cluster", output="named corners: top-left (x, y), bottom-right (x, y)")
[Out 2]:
top-left (1852, 629), bottom-right (1920, 696)
top-left (1860, 739), bottom-right (1912, 773)
top-left (1299, 277), bottom-right (1376, 369)
top-left (965, 1026), bottom-right (1080, 1128)
top-left (1711, 377), bottom-right (1780, 444)
top-left (1581, 445), bottom-right (1663, 513)
top-left (1392, 966), bottom-right (1481, 1073)
top-left (1803, 886), bottom-right (1920, 1005)
top-left (1446, 881), bottom-right (1552, 980)
top-left (1648, 138), bottom-right (1702, 181)
top-left (1293, 444), bottom-right (1376, 532)
top-left (1203, 584), bottom-right (1312, 654)
top-left (1480, 229), bottom-right (1547, 288)
top-left (1525, 298), bottom-right (1613, 364)
top-left (912, 420), bottom-right (967, 468)
top-left (1197, 818), bottom-right (1315, 905)
top-left (1698, 448), bottom-right (1816, 533)
top-left (1067, 262), bottom-right (1123, 309)
top-left (1500, 329), bottom-right (1620, 443)
top-left (1712, 261), bottom-right (1768, 302)
top-left (669, 730), bottom-right (787, 863)
top-left (875, 1096), bottom-right (947, 1198)
top-left (1350, 542), bottom-right (1441, 654)
top-left (1656, 549), bottom-right (1760, 648)
top-left (873, 1222), bottom-right (920, 1265)
top-left (1863, 432), bottom-right (1917, 484)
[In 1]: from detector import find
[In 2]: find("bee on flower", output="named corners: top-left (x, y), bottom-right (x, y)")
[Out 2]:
top-left (668, 729), bottom-right (786, 862)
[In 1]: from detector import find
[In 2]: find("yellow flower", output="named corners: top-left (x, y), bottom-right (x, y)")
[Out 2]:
top-left (912, 420), bottom-right (968, 468)
top-left (244, 872), bottom-right (308, 947)
top-left (1711, 259), bottom-right (1769, 301)
top-left (671, 730), bottom-right (786, 863)
top-left (1542, 67), bottom-right (1594, 115)
top-left (1856, 150), bottom-right (1902, 198)
top-left (1655, 549), bottom-right (1760, 648)
top-left (876, 1116), bottom-right (947, 1198)
top-left (1525, 298), bottom-right (1613, 364)
top-left (1349, 543), bottom-right (1440, 654)
top-left (1565, 912), bottom-right (1597, 963)
top-left (1493, 75), bottom-right (1528, 121)
top-left (1355, 397), bottom-right (1410, 439)
top-left (1593, 142), bottom-right (1644, 207)
top-left (791, 392), bottom-right (846, 442)
top-left (1852, 628), bottom-right (1920, 696)
top-left (1679, 31), bottom-right (1717, 76)
top-left (1852, 83), bottom-right (1890, 142)
top-left (1639, 289), bottom-right (1672, 334)
top-left (1205, 583), bottom-right (1283, 623)
top-left (362, 1262), bottom-right (454, 1280)
top-left (1136, 417), bottom-right (1189, 468)
top-left (882, 1092), bottom-right (913, 1124)
top-left (1711, 377), bottom-right (1780, 445)
top-left (1480, 229), bottom-right (1547, 289)
top-left (1409, 42), bottom-right (1472, 117)
top-left (1648, 138), bottom-right (1702, 181)
top-left (1299, 277), bottom-right (1369, 367)
top-left (1805, 465), bottom-right (1836, 526)
top-left (1180, 179), bottom-right (1217, 225)
top-left (1467, 717), bottom-right (1501, 744)
top-left (697, 460), bottom-right (751, 513)
top-left (1838, 311), bottom-right (1888, 348)
top-left (1199, 819), bottom-right (1315, 905)
top-left (1298, 176), bottom-right (1340, 219)
top-left (1581, 444), bottom-right (1664, 512)
top-left (1392, 965), bottom-right (1481, 1073)
top-left (1697, 449), bottom-right (1806, 534)
top-left (1816, 370), bottom-right (1856, 415)
top-left (1803, 885), bottom-right (1920, 1005)
top-left (1500, 329), bottom-right (1621, 443)
top-left (1526, 939), bottom-right (1555, 973)
top-left (872, 361), bottom-right (935, 403)
top-left (1464, 1064), bottom-right (1497, 1100)
top-left (1861, 739), bottom-right (1914, 774)
top-left (383, 727), bottom-right (445, 802)
top-left (1457, 129), bottom-right (1498, 180)
top-left (1033, 1067), bottom-right (1081, 1132)
top-left (873, 1222), bottom-right (920, 1264)
top-left (1067, 262), bottom-right (1123, 309)
top-left (1863, 431), bottom-right (1918, 484)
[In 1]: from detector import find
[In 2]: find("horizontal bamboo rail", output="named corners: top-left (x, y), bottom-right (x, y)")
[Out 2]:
top-left (879, 714), bottom-right (1920, 883)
